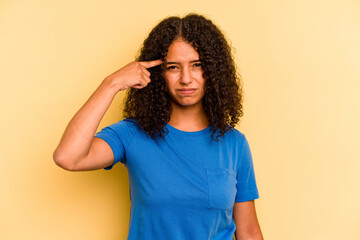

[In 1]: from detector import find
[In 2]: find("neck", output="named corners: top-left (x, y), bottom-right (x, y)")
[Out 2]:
top-left (168, 102), bottom-right (209, 132)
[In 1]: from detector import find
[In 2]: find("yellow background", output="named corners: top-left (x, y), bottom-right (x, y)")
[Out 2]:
top-left (1, 0), bottom-right (359, 239)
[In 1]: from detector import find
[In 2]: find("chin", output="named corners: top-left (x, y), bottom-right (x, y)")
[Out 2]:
top-left (172, 99), bottom-right (202, 108)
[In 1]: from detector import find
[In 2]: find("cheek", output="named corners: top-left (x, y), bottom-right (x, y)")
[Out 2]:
top-left (164, 74), bottom-right (177, 88)
top-left (197, 75), bottom-right (206, 90)
top-left (194, 71), bottom-right (205, 82)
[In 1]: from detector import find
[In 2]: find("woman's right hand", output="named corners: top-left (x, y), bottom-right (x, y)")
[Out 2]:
top-left (104, 59), bottom-right (163, 91)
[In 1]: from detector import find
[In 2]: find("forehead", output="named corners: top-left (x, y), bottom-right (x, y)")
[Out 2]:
top-left (166, 39), bottom-right (199, 62)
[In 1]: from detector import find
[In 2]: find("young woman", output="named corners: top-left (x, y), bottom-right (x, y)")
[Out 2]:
top-left (53, 14), bottom-right (263, 240)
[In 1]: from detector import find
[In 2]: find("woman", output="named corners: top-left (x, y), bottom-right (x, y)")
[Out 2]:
top-left (53, 14), bottom-right (263, 240)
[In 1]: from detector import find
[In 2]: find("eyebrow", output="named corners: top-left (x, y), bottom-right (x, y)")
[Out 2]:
top-left (165, 60), bottom-right (201, 64)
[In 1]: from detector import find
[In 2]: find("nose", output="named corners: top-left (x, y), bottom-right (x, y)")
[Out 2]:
top-left (179, 67), bottom-right (192, 85)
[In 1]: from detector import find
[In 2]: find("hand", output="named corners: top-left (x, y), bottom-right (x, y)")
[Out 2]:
top-left (105, 59), bottom-right (162, 91)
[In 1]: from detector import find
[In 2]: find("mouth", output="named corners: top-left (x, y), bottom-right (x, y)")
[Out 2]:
top-left (177, 88), bottom-right (196, 95)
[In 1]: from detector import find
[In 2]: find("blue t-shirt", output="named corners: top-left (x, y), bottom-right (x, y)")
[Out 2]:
top-left (95, 119), bottom-right (259, 240)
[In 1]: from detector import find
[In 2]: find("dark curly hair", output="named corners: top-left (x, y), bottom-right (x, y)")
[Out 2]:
top-left (123, 13), bottom-right (243, 140)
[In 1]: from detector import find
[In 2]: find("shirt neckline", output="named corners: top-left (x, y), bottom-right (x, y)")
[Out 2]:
top-left (166, 123), bottom-right (211, 136)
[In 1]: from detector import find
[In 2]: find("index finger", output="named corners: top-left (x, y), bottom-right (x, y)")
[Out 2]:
top-left (139, 59), bottom-right (163, 69)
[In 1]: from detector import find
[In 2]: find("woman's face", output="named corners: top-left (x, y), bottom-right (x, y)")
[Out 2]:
top-left (164, 39), bottom-right (205, 110)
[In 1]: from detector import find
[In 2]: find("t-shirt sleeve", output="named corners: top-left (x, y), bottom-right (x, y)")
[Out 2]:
top-left (94, 120), bottom-right (134, 170)
top-left (235, 135), bottom-right (259, 202)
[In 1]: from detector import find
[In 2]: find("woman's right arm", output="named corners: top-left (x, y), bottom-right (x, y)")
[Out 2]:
top-left (53, 60), bottom-right (162, 171)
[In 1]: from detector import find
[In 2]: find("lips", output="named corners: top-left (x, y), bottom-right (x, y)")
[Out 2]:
top-left (177, 88), bottom-right (196, 95)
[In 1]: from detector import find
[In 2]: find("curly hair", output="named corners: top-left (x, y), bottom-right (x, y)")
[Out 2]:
top-left (123, 13), bottom-right (243, 140)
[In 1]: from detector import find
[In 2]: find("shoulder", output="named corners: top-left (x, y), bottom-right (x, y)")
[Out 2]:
top-left (220, 127), bottom-right (252, 156)
top-left (122, 118), bottom-right (140, 129)
top-left (222, 127), bottom-right (247, 144)
top-left (97, 118), bottom-right (142, 140)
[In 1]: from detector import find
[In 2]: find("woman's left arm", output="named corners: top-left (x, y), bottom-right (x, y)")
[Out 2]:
top-left (233, 200), bottom-right (263, 240)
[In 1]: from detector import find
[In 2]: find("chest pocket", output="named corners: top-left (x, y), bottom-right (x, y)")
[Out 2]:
top-left (206, 168), bottom-right (237, 210)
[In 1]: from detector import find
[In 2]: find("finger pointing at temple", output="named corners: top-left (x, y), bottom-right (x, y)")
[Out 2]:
top-left (139, 59), bottom-right (163, 68)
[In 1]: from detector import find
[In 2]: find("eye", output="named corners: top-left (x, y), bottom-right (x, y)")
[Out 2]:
top-left (192, 62), bottom-right (202, 68)
top-left (166, 65), bottom-right (178, 71)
